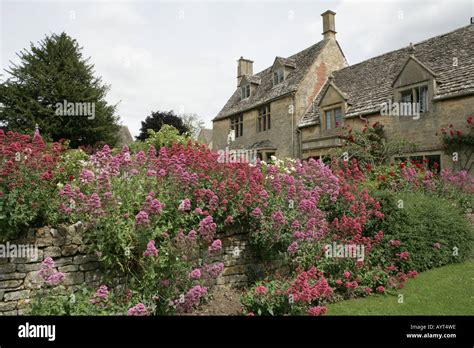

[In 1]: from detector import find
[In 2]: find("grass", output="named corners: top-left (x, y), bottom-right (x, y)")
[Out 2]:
top-left (327, 261), bottom-right (474, 315)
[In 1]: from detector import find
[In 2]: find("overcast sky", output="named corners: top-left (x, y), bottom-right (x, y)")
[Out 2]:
top-left (1, 0), bottom-right (473, 137)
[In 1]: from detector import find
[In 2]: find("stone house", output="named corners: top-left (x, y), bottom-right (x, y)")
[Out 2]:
top-left (299, 23), bottom-right (474, 173)
top-left (213, 10), bottom-right (473, 172)
top-left (213, 11), bottom-right (347, 161)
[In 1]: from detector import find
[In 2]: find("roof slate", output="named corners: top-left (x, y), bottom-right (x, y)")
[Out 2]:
top-left (214, 40), bottom-right (329, 121)
top-left (300, 25), bottom-right (474, 127)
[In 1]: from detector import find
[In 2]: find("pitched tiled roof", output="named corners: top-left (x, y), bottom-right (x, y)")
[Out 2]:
top-left (300, 25), bottom-right (474, 127)
top-left (214, 40), bottom-right (329, 121)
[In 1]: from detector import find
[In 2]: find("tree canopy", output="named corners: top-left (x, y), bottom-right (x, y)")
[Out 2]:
top-left (0, 32), bottom-right (120, 148)
top-left (137, 110), bottom-right (190, 141)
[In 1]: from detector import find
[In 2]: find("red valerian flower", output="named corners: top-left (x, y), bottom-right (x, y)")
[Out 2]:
top-left (255, 285), bottom-right (268, 295)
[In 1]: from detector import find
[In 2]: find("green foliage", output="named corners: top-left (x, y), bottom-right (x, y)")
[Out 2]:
top-left (144, 125), bottom-right (189, 149)
top-left (137, 110), bottom-right (189, 141)
top-left (241, 280), bottom-right (292, 316)
top-left (0, 32), bottom-right (120, 148)
top-left (334, 123), bottom-right (416, 166)
top-left (29, 285), bottom-right (130, 316)
top-left (439, 118), bottom-right (474, 172)
top-left (372, 190), bottom-right (473, 272)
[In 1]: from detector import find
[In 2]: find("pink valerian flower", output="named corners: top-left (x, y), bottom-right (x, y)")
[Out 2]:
top-left (79, 169), bottom-right (95, 184)
top-left (364, 287), bottom-right (372, 295)
top-left (433, 242), bottom-right (441, 249)
top-left (287, 241), bottom-right (298, 254)
top-left (143, 240), bottom-right (158, 257)
top-left (127, 303), bottom-right (149, 316)
top-left (271, 210), bottom-right (287, 225)
top-left (39, 257), bottom-right (65, 286)
top-left (189, 268), bottom-right (202, 280)
top-left (90, 285), bottom-right (109, 306)
top-left (208, 239), bottom-right (222, 255)
top-left (176, 285), bottom-right (208, 313)
top-left (95, 285), bottom-right (109, 299)
top-left (255, 285), bottom-right (268, 295)
top-left (198, 216), bottom-right (217, 243)
top-left (307, 306), bottom-right (327, 316)
top-left (87, 193), bottom-right (102, 210)
top-left (41, 256), bottom-right (55, 269)
top-left (343, 271), bottom-right (351, 279)
top-left (397, 251), bottom-right (410, 260)
top-left (178, 198), bottom-right (192, 212)
top-left (187, 230), bottom-right (197, 240)
top-left (203, 262), bottom-right (224, 279)
top-left (251, 207), bottom-right (262, 218)
top-left (45, 272), bottom-right (65, 286)
top-left (376, 286), bottom-right (385, 293)
top-left (389, 240), bottom-right (401, 247)
top-left (135, 210), bottom-right (150, 226)
top-left (407, 270), bottom-right (418, 278)
top-left (224, 215), bottom-right (233, 224)
top-left (150, 199), bottom-right (163, 215)
top-left (298, 199), bottom-right (316, 212)
top-left (335, 279), bottom-right (343, 285)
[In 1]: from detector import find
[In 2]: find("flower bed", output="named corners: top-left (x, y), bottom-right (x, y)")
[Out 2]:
top-left (1, 130), bottom-right (472, 316)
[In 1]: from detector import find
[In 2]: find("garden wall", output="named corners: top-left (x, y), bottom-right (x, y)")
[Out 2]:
top-left (0, 222), bottom-right (108, 315)
top-left (0, 222), bottom-right (283, 315)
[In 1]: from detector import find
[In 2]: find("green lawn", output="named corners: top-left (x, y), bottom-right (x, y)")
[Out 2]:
top-left (327, 261), bottom-right (474, 315)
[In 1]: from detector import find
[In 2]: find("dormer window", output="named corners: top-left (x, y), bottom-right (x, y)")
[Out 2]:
top-left (399, 85), bottom-right (428, 112)
top-left (241, 84), bottom-right (251, 100)
top-left (324, 107), bottom-right (342, 130)
top-left (273, 69), bottom-right (284, 85)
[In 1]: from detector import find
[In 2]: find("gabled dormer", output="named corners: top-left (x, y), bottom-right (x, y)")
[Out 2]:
top-left (238, 74), bottom-right (261, 100)
top-left (317, 79), bottom-right (348, 132)
top-left (271, 57), bottom-right (296, 86)
top-left (392, 54), bottom-right (437, 113)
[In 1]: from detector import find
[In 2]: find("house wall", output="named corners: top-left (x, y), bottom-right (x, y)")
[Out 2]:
top-left (212, 38), bottom-right (347, 160)
top-left (301, 94), bottom-right (474, 174)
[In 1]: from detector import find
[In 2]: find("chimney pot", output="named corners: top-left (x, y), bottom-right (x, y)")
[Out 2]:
top-left (321, 10), bottom-right (336, 40)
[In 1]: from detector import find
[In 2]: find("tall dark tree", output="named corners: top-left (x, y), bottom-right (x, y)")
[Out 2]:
top-left (137, 110), bottom-right (189, 141)
top-left (0, 32), bottom-right (120, 148)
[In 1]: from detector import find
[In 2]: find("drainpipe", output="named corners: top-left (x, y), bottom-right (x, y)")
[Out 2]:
top-left (291, 93), bottom-right (296, 158)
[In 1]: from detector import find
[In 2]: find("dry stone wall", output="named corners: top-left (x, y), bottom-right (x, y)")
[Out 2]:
top-left (0, 222), bottom-right (283, 315)
top-left (0, 222), bottom-right (105, 315)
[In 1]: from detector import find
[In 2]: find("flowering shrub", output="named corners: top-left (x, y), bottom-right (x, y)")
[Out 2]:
top-left (242, 267), bottom-right (334, 316)
top-left (5, 127), bottom-right (471, 316)
top-left (56, 141), bottom-right (267, 314)
top-left (0, 130), bottom-right (64, 240)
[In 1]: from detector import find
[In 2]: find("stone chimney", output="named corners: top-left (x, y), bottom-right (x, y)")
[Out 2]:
top-left (237, 57), bottom-right (254, 86)
top-left (321, 10), bottom-right (336, 40)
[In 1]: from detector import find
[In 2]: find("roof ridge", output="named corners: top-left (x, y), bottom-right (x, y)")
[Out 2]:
top-left (339, 25), bottom-right (471, 72)
top-left (251, 40), bottom-right (326, 78)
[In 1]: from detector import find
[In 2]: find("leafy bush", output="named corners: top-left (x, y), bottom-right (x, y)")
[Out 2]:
top-left (373, 190), bottom-right (473, 272)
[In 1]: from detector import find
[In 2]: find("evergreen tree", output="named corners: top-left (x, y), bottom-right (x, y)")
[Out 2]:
top-left (0, 32), bottom-right (120, 148)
